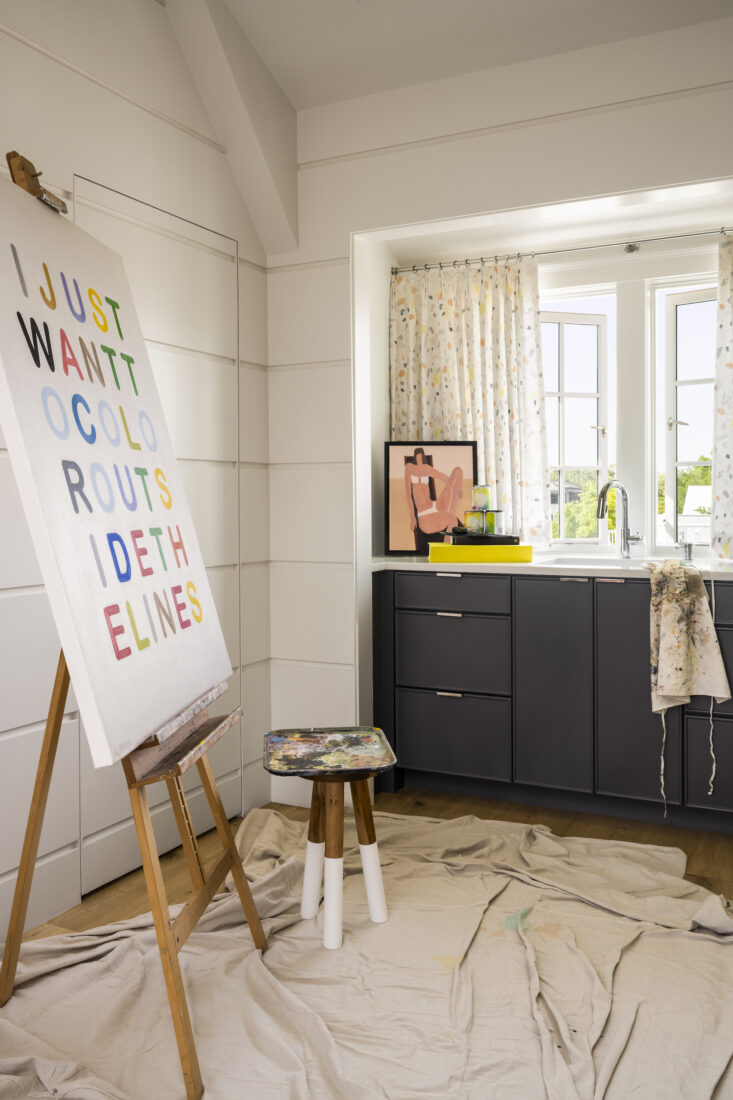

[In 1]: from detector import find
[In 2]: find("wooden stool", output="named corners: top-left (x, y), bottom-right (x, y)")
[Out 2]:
top-left (263, 726), bottom-right (396, 949)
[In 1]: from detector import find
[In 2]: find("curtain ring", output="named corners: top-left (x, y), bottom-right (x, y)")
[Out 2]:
top-left (453, 259), bottom-right (458, 268)
top-left (412, 264), bottom-right (417, 272)
top-left (438, 261), bottom-right (443, 270)
top-left (494, 255), bottom-right (499, 264)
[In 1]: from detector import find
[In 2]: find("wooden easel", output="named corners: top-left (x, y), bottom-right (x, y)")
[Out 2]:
top-left (0, 156), bottom-right (266, 1099)
top-left (0, 651), bottom-right (266, 1100)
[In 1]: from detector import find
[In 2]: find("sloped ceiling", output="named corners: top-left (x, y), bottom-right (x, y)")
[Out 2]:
top-left (223, 0), bottom-right (733, 109)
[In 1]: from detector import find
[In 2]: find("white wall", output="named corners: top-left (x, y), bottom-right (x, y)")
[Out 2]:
top-left (0, 0), bottom-right (270, 934)
top-left (264, 17), bottom-right (733, 807)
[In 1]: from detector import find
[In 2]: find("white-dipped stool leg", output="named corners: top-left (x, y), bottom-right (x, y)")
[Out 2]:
top-left (323, 856), bottom-right (344, 949)
top-left (359, 841), bottom-right (388, 923)
top-left (301, 839), bottom-right (324, 919)
top-left (350, 778), bottom-right (388, 925)
top-left (323, 781), bottom-right (345, 950)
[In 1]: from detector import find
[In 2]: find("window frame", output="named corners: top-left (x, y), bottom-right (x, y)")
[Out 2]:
top-left (541, 309), bottom-right (609, 545)
top-left (661, 286), bottom-right (715, 548)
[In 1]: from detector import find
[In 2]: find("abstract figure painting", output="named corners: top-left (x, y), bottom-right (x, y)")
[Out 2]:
top-left (0, 177), bottom-right (232, 766)
top-left (385, 440), bottom-right (477, 554)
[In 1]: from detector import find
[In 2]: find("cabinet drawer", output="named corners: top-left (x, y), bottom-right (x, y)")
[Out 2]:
top-left (396, 688), bottom-right (511, 781)
top-left (712, 583), bottom-right (733, 625)
top-left (686, 716), bottom-right (733, 812)
top-left (395, 572), bottom-right (511, 615)
top-left (395, 610), bottom-right (511, 695)
top-left (688, 626), bottom-right (733, 716)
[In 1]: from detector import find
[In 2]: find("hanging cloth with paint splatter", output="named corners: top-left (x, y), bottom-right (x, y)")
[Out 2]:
top-left (646, 559), bottom-right (730, 810)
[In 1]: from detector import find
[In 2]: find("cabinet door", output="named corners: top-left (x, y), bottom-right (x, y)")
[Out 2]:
top-left (686, 715), bottom-right (733, 812)
top-left (514, 576), bottom-right (593, 791)
top-left (396, 610), bottom-right (511, 695)
top-left (595, 579), bottom-right (681, 804)
top-left (396, 688), bottom-right (511, 781)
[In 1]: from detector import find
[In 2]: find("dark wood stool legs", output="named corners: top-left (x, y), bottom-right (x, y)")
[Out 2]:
top-left (301, 780), bottom-right (325, 919)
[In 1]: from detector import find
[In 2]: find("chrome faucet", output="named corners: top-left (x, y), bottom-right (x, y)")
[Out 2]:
top-left (597, 479), bottom-right (641, 559)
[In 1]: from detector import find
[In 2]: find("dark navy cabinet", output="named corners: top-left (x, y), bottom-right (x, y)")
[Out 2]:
top-left (513, 576), bottom-right (594, 791)
top-left (373, 567), bottom-right (733, 833)
top-left (595, 578), bottom-right (681, 804)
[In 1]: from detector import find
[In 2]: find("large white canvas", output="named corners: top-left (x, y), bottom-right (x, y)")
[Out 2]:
top-left (0, 179), bottom-right (232, 767)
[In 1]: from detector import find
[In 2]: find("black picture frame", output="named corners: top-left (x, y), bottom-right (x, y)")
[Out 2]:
top-left (384, 440), bottom-right (479, 555)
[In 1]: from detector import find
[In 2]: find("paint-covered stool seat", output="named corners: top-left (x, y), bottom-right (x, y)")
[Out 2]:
top-left (263, 726), bottom-right (396, 949)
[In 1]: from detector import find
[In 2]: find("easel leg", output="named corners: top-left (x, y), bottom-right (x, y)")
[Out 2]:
top-left (0, 650), bottom-right (69, 1005)
top-left (195, 755), bottom-right (267, 951)
top-left (122, 759), bottom-right (203, 1100)
top-left (166, 776), bottom-right (205, 891)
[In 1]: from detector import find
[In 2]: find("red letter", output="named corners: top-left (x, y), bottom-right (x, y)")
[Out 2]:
top-left (171, 584), bottom-right (191, 630)
top-left (104, 604), bottom-right (131, 660)
top-left (60, 329), bottom-right (84, 380)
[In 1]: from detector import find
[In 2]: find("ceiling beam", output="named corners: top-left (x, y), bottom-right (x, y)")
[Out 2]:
top-left (167, 0), bottom-right (298, 256)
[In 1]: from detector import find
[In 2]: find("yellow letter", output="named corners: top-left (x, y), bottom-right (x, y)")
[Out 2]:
top-left (187, 581), bottom-right (203, 623)
top-left (155, 467), bottom-right (172, 509)
top-left (88, 288), bottom-right (108, 332)
top-left (39, 263), bottom-right (56, 309)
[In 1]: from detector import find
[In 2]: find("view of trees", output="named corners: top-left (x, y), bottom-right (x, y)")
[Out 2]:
top-left (551, 459), bottom-right (711, 541)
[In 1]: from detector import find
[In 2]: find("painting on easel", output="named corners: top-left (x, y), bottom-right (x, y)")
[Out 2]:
top-left (0, 176), bottom-right (232, 766)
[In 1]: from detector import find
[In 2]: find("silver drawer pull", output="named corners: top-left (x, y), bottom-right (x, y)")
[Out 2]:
top-left (560, 576), bottom-right (589, 582)
top-left (436, 572), bottom-right (462, 578)
top-left (437, 691), bottom-right (463, 698)
top-left (436, 611), bottom-right (463, 617)
top-left (597, 577), bottom-right (625, 584)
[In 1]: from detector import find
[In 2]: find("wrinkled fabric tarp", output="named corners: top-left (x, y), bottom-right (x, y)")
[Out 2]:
top-left (2, 808), bottom-right (733, 1099)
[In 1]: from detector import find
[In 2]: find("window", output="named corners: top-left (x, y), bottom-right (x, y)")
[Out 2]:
top-left (654, 284), bottom-right (716, 548)
top-left (541, 297), bottom-right (615, 543)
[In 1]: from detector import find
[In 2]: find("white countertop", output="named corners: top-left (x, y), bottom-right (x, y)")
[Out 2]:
top-left (372, 553), bottom-right (733, 580)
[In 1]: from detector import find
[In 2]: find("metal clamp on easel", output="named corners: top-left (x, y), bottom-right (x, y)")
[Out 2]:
top-left (6, 150), bottom-right (67, 214)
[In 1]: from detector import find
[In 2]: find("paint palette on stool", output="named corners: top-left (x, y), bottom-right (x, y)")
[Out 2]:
top-left (263, 726), bottom-right (396, 777)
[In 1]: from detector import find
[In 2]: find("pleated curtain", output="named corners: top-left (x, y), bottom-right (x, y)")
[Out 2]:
top-left (712, 237), bottom-right (733, 558)
top-left (389, 257), bottom-right (551, 544)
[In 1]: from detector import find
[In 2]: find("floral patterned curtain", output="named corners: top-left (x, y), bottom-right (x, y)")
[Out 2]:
top-left (712, 237), bottom-right (733, 559)
top-left (390, 258), bottom-right (551, 544)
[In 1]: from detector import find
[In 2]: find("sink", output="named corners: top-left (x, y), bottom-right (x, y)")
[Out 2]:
top-left (540, 555), bottom-right (658, 568)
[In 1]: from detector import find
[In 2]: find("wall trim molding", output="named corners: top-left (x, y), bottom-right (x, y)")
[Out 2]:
top-left (267, 257), bottom-right (349, 274)
top-left (0, 21), bottom-right (225, 154)
top-left (298, 79), bottom-right (733, 171)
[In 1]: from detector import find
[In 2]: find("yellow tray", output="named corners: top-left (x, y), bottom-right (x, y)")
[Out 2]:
top-left (428, 543), bottom-right (533, 563)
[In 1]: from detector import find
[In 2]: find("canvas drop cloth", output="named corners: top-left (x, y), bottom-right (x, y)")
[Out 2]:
top-left (3, 808), bottom-right (733, 1099)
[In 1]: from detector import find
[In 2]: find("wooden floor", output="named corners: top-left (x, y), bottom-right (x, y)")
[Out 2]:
top-left (22, 787), bottom-right (733, 941)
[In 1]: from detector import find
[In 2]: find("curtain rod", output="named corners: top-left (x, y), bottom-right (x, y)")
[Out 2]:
top-left (390, 225), bottom-right (732, 275)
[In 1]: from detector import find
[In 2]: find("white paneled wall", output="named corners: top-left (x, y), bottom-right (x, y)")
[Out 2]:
top-left (0, 1), bottom-right (270, 936)
top-left (71, 180), bottom-right (248, 893)
top-left (267, 259), bottom-right (356, 805)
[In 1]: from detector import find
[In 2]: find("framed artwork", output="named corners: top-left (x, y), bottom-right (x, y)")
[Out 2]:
top-left (385, 440), bottom-right (478, 555)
